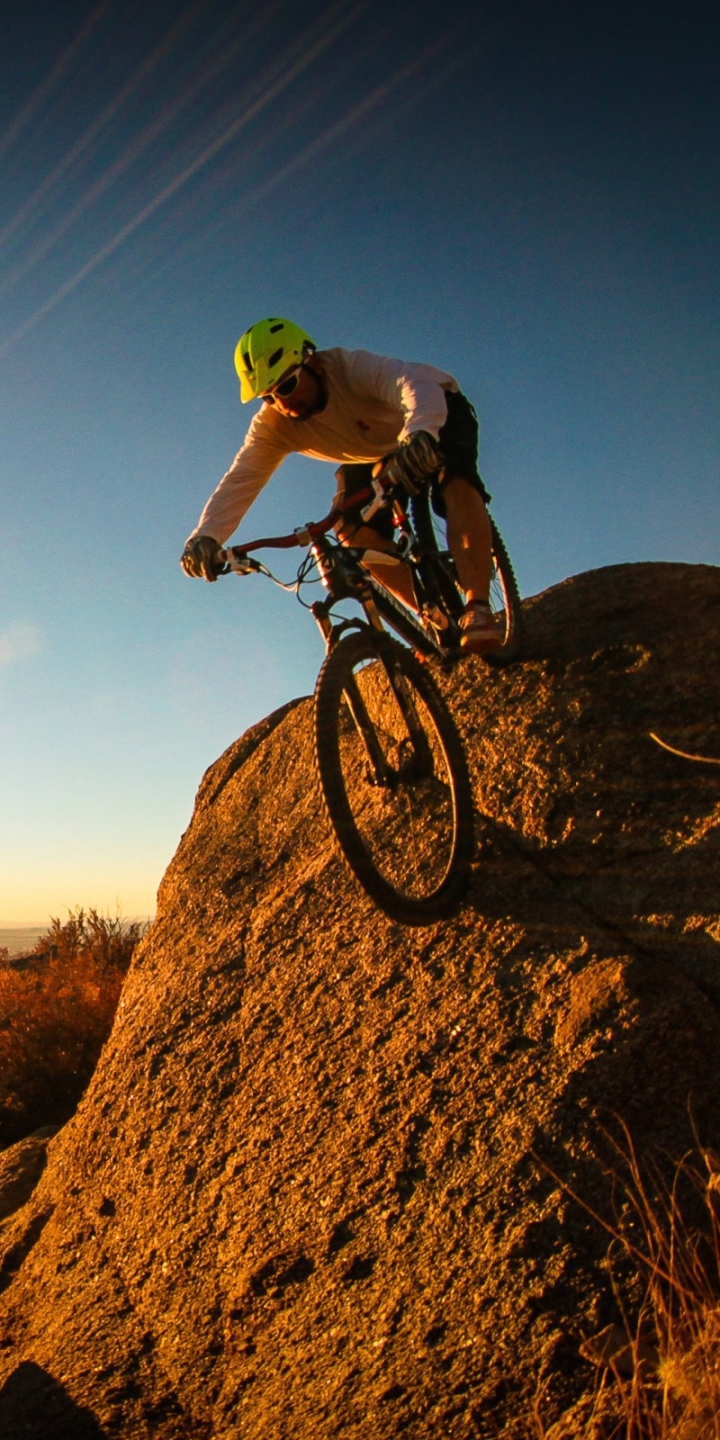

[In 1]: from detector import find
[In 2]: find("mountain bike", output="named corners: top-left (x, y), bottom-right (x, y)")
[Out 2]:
top-left (219, 470), bottom-right (522, 925)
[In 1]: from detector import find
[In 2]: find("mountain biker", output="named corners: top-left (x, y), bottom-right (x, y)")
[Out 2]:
top-left (180, 318), bottom-right (501, 654)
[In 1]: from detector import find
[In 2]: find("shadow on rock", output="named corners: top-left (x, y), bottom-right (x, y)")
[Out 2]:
top-left (0, 1361), bottom-right (107, 1438)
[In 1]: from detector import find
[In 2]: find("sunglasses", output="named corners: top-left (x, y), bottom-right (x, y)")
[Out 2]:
top-left (261, 366), bottom-right (303, 404)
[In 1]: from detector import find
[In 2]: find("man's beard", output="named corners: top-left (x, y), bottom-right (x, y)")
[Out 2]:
top-left (288, 368), bottom-right (328, 421)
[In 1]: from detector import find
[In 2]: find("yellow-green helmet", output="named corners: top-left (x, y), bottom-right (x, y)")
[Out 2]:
top-left (234, 317), bottom-right (316, 402)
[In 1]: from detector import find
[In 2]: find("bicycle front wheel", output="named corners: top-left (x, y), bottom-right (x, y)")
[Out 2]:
top-left (314, 630), bottom-right (474, 925)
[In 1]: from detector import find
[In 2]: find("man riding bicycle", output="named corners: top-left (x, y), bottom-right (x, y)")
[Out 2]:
top-left (181, 318), bottom-right (501, 655)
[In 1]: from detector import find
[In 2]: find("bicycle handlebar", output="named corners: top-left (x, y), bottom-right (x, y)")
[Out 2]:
top-left (219, 472), bottom-right (397, 571)
top-left (223, 504), bottom-right (340, 561)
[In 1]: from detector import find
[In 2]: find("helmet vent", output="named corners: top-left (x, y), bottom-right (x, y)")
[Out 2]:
top-left (235, 319), bottom-right (315, 400)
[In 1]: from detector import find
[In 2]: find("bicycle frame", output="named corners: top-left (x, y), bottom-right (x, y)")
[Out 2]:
top-left (211, 469), bottom-right (522, 920)
top-left (305, 536), bottom-right (453, 661)
top-left (220, 481), bottom-right (463, 666)
top-left (216, 482), bottom-right (483, 924)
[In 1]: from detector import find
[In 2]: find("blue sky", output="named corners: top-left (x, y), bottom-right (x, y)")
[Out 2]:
top-left (0, 0), bottom-right (718, 921)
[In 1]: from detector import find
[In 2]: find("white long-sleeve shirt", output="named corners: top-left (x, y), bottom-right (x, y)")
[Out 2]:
top-left (188, 347), bottom-right (459, 544)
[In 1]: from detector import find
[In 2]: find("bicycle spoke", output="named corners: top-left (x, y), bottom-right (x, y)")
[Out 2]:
top-left (315, 633), bottom-right (474, 921)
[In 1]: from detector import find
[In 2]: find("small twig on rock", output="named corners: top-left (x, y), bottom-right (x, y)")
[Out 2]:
top-left (649, 733), bottom-right (720, 766)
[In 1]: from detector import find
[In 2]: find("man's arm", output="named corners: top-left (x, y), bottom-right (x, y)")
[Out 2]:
top-left (185, 411), bottom-right (290, 548)
top-left (181, 412), bottom-right (291, 581)
top-left (338, 348), bottom-right (458, 442)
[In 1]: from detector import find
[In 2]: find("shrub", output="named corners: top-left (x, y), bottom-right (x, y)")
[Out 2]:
top-left (603, 1138), bottom-right (720, 1438)
top-left (0, 908), bottom-right (145, 1147)
top-left (536, 1130), bottom-right (720, 1438)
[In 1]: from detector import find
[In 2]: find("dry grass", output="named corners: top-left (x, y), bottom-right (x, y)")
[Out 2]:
top-left (0, 909), bottom-right (144, 1147)
top-left (536, 1130), bottom-right (720, 1439)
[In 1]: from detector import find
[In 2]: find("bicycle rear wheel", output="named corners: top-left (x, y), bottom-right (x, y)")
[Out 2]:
top-left (314, 630), bottom-right (474, 925)
top-left (410, 489), bottom-right (524, 665)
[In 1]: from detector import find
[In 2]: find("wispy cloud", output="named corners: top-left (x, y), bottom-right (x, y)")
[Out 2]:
top-left (0, 0), bottom-right (117, 165)
top-left (0, 0), bottom-right (295, 290)
top-left (230, 27), bottom-right (469, 214)
top-left (0, 0), bottom-right (207, 254)
top-left (0, 1), bottom-right (367, 359)
top-left (0, 623), bottom-right (42, 669)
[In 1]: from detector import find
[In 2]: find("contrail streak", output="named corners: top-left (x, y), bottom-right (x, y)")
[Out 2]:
top-left (232, 28), bottom-right (467, 213)
top-left (239, 0), bottom-right (540, 219)
top-left (140, 12), bottom-right (399, 240)
top-left (0, 0), bottom-right (117, 165)
top-left (0, 0), bottom-right (206, 252)
top-left (170, 21), bottom-right (476, 260)
top-left (0, 4), bottom-right (367, 359)
top-left (0, 0), bottom-right (358, 301)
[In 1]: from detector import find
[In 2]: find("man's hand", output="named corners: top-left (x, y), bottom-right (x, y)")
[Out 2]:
top-left (180, 535), bottom-right (224, 581)
top-left (382, 431), bottom-right (444, 495)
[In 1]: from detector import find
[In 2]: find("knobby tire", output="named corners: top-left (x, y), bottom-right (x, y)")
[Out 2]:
top-left (314, 629), bottom-right (475, 925)
top-left (409, 489), bottom-right (524, 665)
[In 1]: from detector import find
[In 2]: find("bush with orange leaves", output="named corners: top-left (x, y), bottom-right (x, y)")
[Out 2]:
top-left (0, 909), bottom-right (144, 1147)
top-left (535, 1129), bottom-right (720, 1439)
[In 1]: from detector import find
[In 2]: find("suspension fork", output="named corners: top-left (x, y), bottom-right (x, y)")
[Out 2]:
top-left (380, 650), bottom-right (434, 778)
top-left (342, 674), bottom-right (396, 787)
top-left (341, 650), bottom-right (434, 788)
top-left (352, 641), bottom-right (435, 785)
top-left (310, 587), bottom-right (394, 784)
top-left (309, 543), bottom-right (431, 784)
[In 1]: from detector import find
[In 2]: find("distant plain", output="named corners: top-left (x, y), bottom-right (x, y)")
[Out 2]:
top-left (0, 926), bottom-right (48, 955)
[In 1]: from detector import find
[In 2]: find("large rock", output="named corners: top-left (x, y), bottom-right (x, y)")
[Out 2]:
top-left (0, 1130), bottom-right (56, 1223)
top-left (0, 562), bottom-right (718, 1439)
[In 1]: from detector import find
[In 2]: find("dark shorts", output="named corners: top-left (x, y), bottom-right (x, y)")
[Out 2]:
top-left (334, 389), bottom-right (490, 541)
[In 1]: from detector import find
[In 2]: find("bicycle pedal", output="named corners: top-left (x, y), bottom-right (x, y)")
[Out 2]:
top-left (421, 605), bottom-right (451, 633)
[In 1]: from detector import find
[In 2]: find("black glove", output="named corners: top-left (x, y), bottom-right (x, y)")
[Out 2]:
top-left (180, 535), bottom-right (224, 581)
top-left (383, 431), bottom-right (444, 495)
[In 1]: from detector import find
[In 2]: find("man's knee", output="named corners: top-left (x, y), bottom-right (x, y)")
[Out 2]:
top-left (335, 519), bottom-right (392, 556)
top-left (442, 474), bottom-right (490, 519)
top-left (443, 472), bottom-right (484, 499)
top-left (333, 510), bottom-right (358, 546)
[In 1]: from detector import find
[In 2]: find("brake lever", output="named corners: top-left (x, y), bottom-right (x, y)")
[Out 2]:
top-left (360, 473), bottom-right (393, 524)
top-left (219, 549), bottom-right (263, 576)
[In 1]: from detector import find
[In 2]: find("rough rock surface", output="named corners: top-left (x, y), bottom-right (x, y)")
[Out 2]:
top-left (0, 561), bottom-right (718, 1439)
top-left (0, 1130), bottom-right (56, 1223)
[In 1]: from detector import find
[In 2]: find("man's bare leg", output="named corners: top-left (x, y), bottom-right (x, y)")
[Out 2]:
top-left (442, 475), bottom-right (493, 602)
top-left (334, 520), bottom-right (418, 610)
top-left (441, 476), bottom-right (503, 653)
top-left (335, 475), bottom-right (494, 624)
